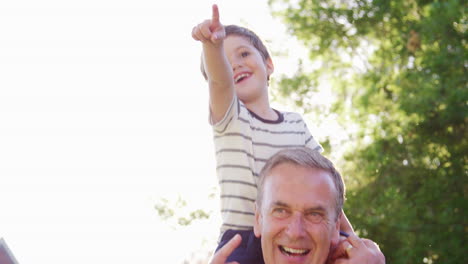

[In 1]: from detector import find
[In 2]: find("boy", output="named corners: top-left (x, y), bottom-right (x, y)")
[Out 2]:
top-left (192, 4), bottom-right (352, 263)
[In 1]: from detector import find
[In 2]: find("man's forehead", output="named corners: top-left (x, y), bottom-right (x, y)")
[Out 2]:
top-left (262, 164), bottom-right (337, 207)
top-left (266, 163), bottom-right (334, 187)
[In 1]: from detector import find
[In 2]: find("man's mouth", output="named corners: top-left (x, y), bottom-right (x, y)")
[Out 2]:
top-left (234, 73), bottom-right (251, 83)
top-left (279, 245), bottom-right (311, 257)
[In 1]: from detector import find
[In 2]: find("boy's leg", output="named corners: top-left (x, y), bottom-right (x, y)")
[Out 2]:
top-left (216, 230), bottom-right (264, 264)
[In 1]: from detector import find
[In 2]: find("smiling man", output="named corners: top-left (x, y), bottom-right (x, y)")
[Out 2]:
top-left (253, 148), bottom-right (343, 263)
top-left (211, 147), bottom-right (385, 264)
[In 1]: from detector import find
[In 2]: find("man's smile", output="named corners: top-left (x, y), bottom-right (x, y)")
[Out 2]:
top-left (279, 245), bottom-right (311, 257)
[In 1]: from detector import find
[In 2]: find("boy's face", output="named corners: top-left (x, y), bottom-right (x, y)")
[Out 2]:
top-left (223, 35), bottom-right (274, 104)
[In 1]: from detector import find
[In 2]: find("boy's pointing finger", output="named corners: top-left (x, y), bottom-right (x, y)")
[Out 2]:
top-left (212, 4), bottom-right (220, 24)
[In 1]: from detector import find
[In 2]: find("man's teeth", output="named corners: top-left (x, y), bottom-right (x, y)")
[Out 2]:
top-left (235, 73), bottom-right (250, 83)
top-left (284, 246), bottom-right (308, 254)
top-left (281, 246), bottom-right (310, 255)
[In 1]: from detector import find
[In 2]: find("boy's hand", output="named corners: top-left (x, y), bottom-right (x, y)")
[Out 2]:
top-left (192, 4), bottom-right (226, 46)
top-left (210, 234), bottom-right (242, 264)
top-left (328, 233), bottom-right (385, 264)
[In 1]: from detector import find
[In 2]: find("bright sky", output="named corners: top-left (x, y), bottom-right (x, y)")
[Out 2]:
top-left (0, 1), bottom-right (331, 263)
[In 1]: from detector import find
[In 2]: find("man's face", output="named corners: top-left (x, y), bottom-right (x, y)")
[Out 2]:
top-left (254, 163), bottom-right (340, 264)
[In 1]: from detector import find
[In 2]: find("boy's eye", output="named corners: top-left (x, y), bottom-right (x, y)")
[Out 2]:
top-left (241, 51), bottom-right (250, 57)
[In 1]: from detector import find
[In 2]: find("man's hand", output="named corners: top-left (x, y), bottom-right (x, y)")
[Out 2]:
top-left (329, 233), bottom-right (385, 264)
top-left (192, 4), bottom-right (226, 46)
top-left (210, 234), bottom-right (242, 264)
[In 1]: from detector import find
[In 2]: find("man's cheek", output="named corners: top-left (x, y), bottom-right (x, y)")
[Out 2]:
top-left (332, 235), bottom-right (346, 247)
top-left (330, 227), bottom-right (342, 246)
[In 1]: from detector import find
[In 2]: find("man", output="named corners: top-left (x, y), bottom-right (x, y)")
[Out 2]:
top-left (211, 148), bottom-right (385, 264)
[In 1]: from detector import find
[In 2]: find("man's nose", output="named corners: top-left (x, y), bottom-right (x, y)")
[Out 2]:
top-left (285, 213), bottom-right (307, 239)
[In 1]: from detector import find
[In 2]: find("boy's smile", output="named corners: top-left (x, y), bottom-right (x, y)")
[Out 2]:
top-left (234, 71), bottom-right (252, 84)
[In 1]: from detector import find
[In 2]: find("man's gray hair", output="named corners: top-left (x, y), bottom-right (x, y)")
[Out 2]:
top-left (257, 147), bottom-right (345, 219)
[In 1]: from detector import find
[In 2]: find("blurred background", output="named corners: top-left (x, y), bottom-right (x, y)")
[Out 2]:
top-left (0, 0), bottom-right (466, 263)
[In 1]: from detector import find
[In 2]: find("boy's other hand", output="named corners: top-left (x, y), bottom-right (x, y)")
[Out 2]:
top-left (328, 233), bottom-right (385, 264)
top-left (192, 4), bottom-right (226, 46)
top-left (210, 234), bottom-right (241, 264)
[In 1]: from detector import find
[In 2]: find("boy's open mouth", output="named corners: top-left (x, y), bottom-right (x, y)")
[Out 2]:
top-left (234, 73), bottom-right (251, 83)
top-left (279, 245), bottom-right (311, 257)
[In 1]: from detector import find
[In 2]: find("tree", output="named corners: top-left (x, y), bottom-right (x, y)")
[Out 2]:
top-left (154, 194), bottom-right (217, 263)
top-left (268, 0), bottom-right (467, 263)
top-left (154, 194), bottom-right (214, 228)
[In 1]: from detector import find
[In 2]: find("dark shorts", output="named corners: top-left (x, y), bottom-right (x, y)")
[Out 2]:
top-left (215, 229), bottom-right (264, 264)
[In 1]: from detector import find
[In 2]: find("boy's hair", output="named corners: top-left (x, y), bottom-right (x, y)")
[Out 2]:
top-left (256, 148), bottom-right (345, 220)
top-left (200, 25), bottom-right (271, 80)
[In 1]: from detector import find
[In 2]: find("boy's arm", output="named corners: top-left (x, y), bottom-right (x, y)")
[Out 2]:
top-left (192, 5), bottom-right (234, 124)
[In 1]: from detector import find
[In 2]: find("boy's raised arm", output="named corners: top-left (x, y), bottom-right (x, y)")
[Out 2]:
top-left (192, 5), bottom-right (234, 123)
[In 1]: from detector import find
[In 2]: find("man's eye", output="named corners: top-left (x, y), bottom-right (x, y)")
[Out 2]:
top-left (241, 51), bottom-right (249, 57)
top-left (307, 212), bottom-right (324, 223)
top-left (272, 208), bottom-right (288, 218)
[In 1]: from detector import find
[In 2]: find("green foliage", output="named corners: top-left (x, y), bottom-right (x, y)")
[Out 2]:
top-left (269, 0), bottom-right (467, 263)
top-left (154, 196), bottom-right (211, 227)
top-left (154, 198), bottom-right (175, 220)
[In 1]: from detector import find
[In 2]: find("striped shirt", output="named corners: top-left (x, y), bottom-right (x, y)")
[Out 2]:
top-left (211, 96), bottom-right (323, 234)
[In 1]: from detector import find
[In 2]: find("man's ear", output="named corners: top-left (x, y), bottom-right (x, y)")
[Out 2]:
top-left (331, 212), bottom-right (341, 245)
top-left (253, 203), bottom-right (262, 238)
